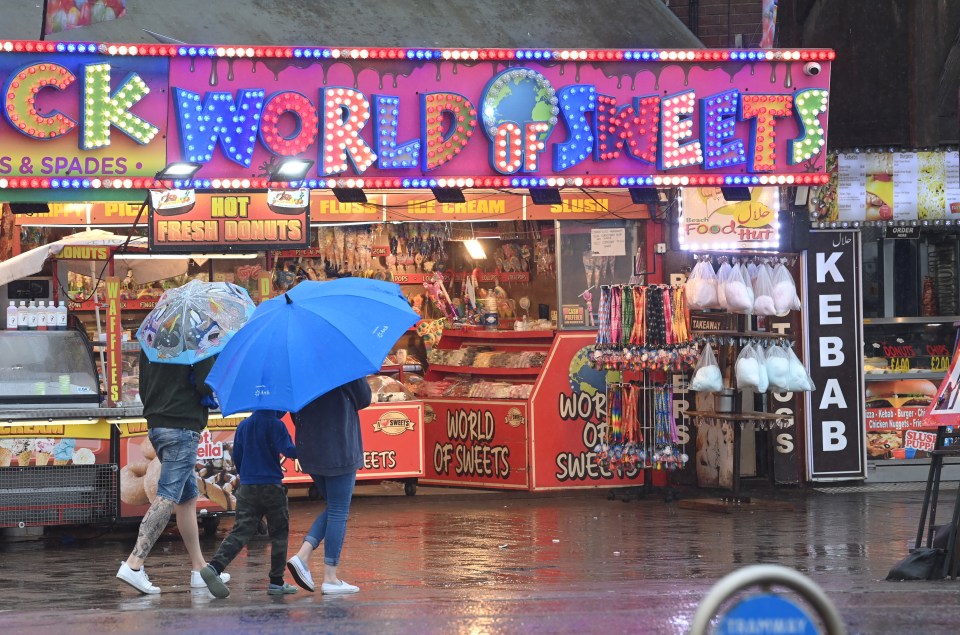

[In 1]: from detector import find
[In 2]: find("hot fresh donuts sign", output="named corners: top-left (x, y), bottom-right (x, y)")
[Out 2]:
top-left (0, 42), bottom-right (832, 190)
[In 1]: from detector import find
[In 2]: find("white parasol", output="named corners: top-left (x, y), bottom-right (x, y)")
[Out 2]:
top-left (0, 230), bottom-right (187, 288)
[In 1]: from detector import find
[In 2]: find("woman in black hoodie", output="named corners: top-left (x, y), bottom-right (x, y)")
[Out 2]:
top-left (286, 377), bottom-right (372, 595)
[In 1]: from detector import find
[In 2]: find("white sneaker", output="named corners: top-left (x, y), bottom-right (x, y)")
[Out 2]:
top-left (321, 579), bottom-right (359, 595)
top-left (117, 562), bottom-right (160, 594)
top-left (190, 569), bottom-right (231, 588)
top-left (286, 555), bottom-right (315, 592)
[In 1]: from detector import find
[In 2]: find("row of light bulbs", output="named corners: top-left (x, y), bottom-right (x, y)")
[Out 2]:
top-left (815, 219), bottom-right (960, 229)
top-left (0, 40), bottom-right (835, 63)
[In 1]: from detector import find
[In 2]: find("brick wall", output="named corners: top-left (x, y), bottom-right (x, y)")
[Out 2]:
top-left (665, 0), bottom-right (764, 48)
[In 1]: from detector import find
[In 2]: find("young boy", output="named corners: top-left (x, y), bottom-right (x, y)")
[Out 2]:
top-left (200, 410), bottom-right (298, 598)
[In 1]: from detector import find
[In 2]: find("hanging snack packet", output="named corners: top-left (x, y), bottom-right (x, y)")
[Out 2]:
top-left (716, 260), bottom-right (732, 310)
top-left (735, 343), bottom-right (762, 391)
top-left (738, 263), bottom-right (756, 311)
top-left (690, 343), bottom-right (724, 392)
top-left (755, 344), bottom-right (769, 393)
top-left (685, 260), bottom-right (720, 310)
top-left (766, 343), bottom-right (791, 391)
top-left (784, 346), bottom-right (816, 391)
top-left (752, 262), bottom-right (777, 316)
top-left (772, 262), bottom-right (801, 316)
top-left (723, 261), bottom-right (754, 312)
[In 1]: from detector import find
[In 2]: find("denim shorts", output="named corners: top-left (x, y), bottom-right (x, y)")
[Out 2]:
top-left (148, 427), bottom-right (200, 504)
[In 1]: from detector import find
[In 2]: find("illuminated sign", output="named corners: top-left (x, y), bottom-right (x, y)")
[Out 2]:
top-left (678, 186), bottom-right (781, 250)
top-left (0, 42), bottom-right (833, 191)
top-left (148, 190), bottom-right (309, 252)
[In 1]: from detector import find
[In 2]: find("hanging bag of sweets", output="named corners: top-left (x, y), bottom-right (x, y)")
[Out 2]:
top-left (738, 262), bottom-right (756, 311)
top-left (784, 346), bottom-right (816, 392)
top-left (735, 342), bottom-right (764, 392)
top-left (765, 343), bottom-right (791, 392)
top-left (685, 259), bottom-right (720, 310)
top-left (755, 343), bottom-right (769, 393)
top-left (723, 261), bottom-right (754, 313)
top-left (715, 259), bottom-right (732, 310)
top-left (690, 342), bottom-right (724, 392)
top-left (772, 262), bottom-right (802, 316)
top-left (752, 262), bottom-right (777, 316)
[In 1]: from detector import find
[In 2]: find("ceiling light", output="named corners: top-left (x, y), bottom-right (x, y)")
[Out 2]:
top-left (463, 239), bottom-right (486, 259)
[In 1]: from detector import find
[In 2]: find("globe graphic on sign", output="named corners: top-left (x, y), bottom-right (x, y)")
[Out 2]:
top-left (569, 346), bottom-right (618, 397)
top-left (482, 69), bottom-right (559, 142)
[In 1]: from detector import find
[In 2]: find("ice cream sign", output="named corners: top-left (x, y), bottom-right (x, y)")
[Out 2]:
top-left (0, 42), bottom-right (833, 189)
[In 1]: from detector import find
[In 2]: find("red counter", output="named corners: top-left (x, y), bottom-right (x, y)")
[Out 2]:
top-left (421, 331), bottom-right (645, 491)
top-left (281, 401), bottom-right (424, 486)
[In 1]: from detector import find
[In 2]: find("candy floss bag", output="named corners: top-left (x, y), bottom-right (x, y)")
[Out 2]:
top-left (715, 259), bottom-right (732, 310)
top-left (765, 343), bottom-right (791, 392)
top-left (735, 343), bottom-right (769, 393)
top-left (685, 259), bottom-right (720, 310)
top-left (752, 262), bottom-right (777, 316)
top-left (723, 260), bottom-right (754, 313)
top-left (784, 346), bottom-right (816, 392)
top-left (690, 342), bottom-right (724, 393)
top-left (772, 261), bottom-right (801, 316)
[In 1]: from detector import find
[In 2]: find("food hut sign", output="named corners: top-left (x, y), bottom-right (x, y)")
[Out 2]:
top-left (0, 42), bottom-right (832, 190)
top-left (678, 186), bottom-right (781, 250)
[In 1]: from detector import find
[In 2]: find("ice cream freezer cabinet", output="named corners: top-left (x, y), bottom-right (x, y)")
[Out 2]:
top-left (0, 329), bottom-right (118, 529)
top-left (0, 418), bottom-right (115, 528)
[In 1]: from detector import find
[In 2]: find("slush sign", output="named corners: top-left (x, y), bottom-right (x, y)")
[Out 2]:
top-left (0, 44), bottom-right (832, 186)
top-left (803, 230), bottom-right (866, 480)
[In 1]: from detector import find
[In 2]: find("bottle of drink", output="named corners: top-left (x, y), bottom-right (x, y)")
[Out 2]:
top-left (5, 301), bottom-right (16, 330)
top-left (45, 302), bottom-right (58, 330)
top-left (36, 301), bottom-right (46, 330)
top-left (17, 301), bottom-right (27, 330)
top-left (56, 301), bottom-right (68, 331)
top-left (26, 301), bottom-right (38, 330)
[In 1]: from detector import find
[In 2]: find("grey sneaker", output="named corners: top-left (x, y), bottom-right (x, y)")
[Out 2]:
top-left (267, 582), bottom-right (299, 595)
top-left (117, 562), bottom-right (160, 594)
top-left (200, 564), bottom-right (230, 599)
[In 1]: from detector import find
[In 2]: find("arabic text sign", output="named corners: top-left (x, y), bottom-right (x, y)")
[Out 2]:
top-left (679, 186), bottom-right (780, 250)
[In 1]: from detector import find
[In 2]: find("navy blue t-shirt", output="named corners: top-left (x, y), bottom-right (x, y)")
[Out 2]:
top-left (233, 410), bottom-right (297, 485)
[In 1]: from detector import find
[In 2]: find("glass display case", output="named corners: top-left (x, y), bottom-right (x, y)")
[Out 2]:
top-left (863, 316), bottom-right (958, 460)
top-left (0, 330), bottom-right (101, 409)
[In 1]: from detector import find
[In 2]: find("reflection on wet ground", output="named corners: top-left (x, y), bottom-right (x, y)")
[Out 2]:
top-left (0, 485), bottom-right (958, 633)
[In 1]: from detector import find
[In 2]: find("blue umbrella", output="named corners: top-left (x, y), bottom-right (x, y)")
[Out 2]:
top-left (136, 280), bottom-right (256, 365)
top-left (206, 278), bottom-right (419, 415)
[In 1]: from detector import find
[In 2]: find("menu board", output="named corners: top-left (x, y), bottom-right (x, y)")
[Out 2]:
top-left (829, 150), bottom-right (960, 222)
top-left (836, 153), bottom-right (866, 221)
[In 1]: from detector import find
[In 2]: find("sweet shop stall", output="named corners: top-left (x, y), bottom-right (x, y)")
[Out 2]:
top-left (270, 187), bottom-right (669, 492)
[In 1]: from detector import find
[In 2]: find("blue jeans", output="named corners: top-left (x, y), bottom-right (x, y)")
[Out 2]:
top-left (148, 427), bottom-right (200, 504)
top-left (305, 472), bottom-right (356, 566)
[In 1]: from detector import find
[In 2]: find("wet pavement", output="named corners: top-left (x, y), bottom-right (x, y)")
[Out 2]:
top-left (1, 481), bottom-right (959, 634)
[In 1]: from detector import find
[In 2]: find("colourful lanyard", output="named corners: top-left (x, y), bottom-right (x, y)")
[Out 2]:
top-left (596, 286), bottom-right (612, 346)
